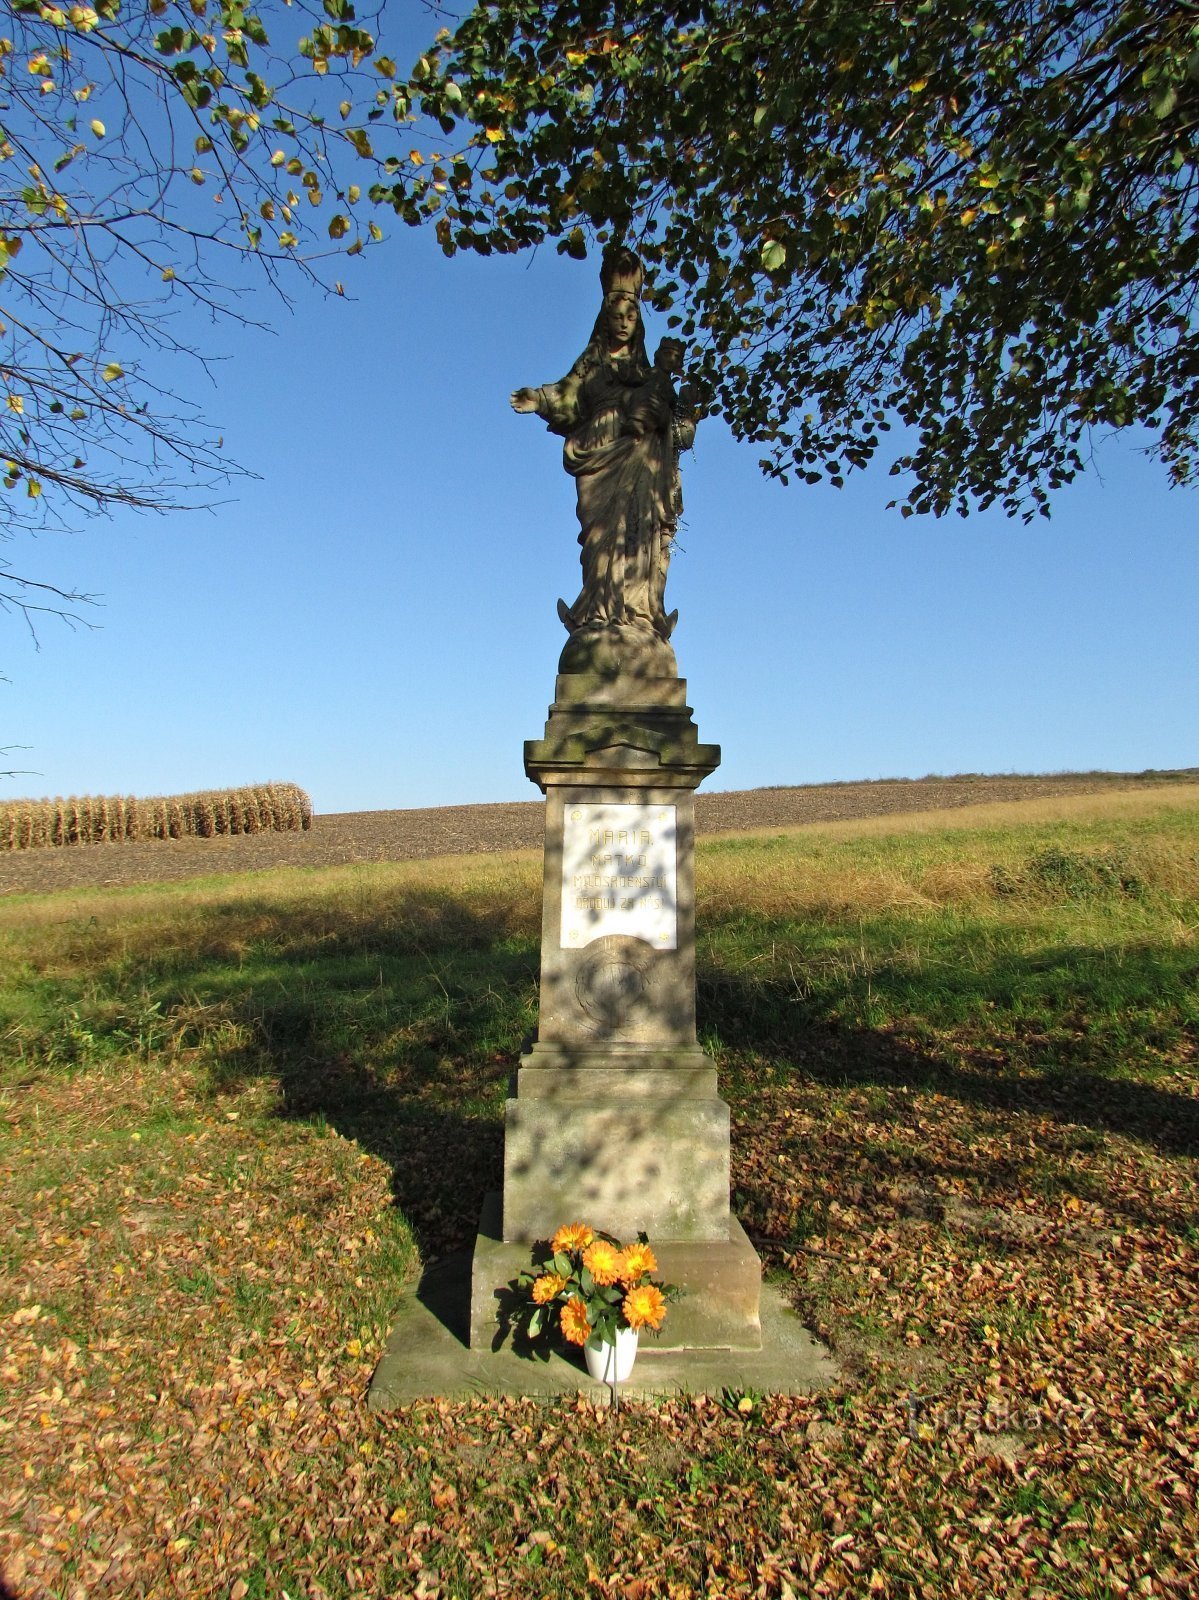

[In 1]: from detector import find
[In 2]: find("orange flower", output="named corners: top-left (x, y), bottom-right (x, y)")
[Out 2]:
top-left (551, 1221), bottom-right (594, 1254)
top-left (618, 1242), bottom-right (658, 1284)
top-left (531, 1273), bottom-right (566, 1305)
top-left (560, 1296), bottom-right (591, 1345)
top-left (582, 1238), bottom-right (622, 1286)
top-left (622, 1284), bottom-right (667, 1332)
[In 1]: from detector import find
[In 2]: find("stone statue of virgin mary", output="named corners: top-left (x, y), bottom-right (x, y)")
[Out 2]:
top-left (511, 246), bottom-right (695, 677)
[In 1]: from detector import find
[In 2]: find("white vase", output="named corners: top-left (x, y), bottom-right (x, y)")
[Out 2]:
top-left (584, 1326), bottom-right (639, 1384)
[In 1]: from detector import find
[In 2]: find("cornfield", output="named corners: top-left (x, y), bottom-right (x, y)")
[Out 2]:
top-left (0, 783), bottom-right (313, 850)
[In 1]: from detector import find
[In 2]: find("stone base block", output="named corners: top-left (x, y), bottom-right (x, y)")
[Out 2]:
top-left (514, 1042), bottom-right (717, 1099)
top-left (370, 1261), bottom-right (833, 1409)
top-left (651, 1224), bottom-right (763, 1350)
top-left (470, 1193), bottom-right (762, 1352)
top-left (524, 676), bottom-right (720, 791)
top-left (502, 1095), bottom-right (729, 1243)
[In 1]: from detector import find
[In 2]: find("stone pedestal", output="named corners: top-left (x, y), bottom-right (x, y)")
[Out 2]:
top-left (469, 656), bottom-right (764, 1351)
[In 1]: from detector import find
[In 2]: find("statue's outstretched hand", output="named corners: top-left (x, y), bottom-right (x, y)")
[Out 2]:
top-left (510, 388), bottom-right (539, 414)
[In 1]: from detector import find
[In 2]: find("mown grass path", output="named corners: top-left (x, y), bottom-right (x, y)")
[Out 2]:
top-left (2, 787), bottom-right (1197, 1598)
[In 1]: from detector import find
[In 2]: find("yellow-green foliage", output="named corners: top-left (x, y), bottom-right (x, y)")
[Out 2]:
top-left (0, 782), bottom-right (312, 850)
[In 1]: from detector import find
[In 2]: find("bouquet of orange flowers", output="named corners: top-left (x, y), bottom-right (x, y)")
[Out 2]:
top-left (514, 1222), bottom-right (675, 1349)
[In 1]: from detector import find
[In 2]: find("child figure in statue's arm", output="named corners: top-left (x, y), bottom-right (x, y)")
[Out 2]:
top-left (622, 336), bottom-right (693, 445)
top-left (655, 334), bottom-right (697, 464)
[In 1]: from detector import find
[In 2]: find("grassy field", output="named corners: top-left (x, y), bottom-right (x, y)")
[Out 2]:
top-left (1, 786), bottom-right (1197, 1598)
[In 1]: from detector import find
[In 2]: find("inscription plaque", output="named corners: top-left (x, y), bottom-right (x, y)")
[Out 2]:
top-left (560, 803), bottom-right (677, 950)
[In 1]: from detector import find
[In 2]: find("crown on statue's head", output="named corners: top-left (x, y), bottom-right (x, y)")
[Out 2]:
top-left (600, 245), bottom-right (643, 301)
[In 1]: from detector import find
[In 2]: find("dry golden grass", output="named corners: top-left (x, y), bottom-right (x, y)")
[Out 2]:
top-left (4, 786), bottom-right (1195, 974)
top-left (0, 781), bottom-right (313, 850)
top-left (706, 781), bottom-right (1199, 846)
top-left (0, 848), bottom-right (543, 977)
top-left (697, 784), bottom-right (1199, 922)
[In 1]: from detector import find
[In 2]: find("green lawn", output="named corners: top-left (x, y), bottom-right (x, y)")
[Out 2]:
top-left (2, 787), bottom-right (1197, 1598)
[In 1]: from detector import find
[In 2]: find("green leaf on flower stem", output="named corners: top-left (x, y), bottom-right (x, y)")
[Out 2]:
top-left (528, 1308), bottom-right (543, 1338)
top-left (552, 1252), bottom-right (571, 1278)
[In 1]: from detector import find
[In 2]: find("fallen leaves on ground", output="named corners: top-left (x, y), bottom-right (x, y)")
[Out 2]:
top-left (3, 1027), bottom-right (1197, 1599)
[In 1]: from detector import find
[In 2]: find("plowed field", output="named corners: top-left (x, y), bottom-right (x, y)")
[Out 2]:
top-left (3, 770), bottom-right (1193, 895)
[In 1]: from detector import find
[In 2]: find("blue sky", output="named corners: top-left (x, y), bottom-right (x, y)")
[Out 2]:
top-left (3, 66), bottom-right (1197, 814)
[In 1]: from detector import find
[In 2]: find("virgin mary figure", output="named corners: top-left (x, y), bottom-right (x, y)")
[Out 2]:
top-left (511, 247), bottom-right (690, 675)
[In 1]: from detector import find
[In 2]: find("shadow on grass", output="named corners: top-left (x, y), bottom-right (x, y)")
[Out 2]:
top-left (51, 888), bottom-right (1196, 1257)
top-left (148, 890), bottom-right (539, 1259)
top-left (699, 931), bottom-right (1199, 1162)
